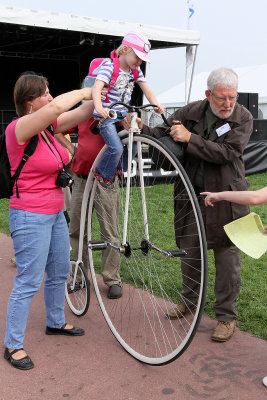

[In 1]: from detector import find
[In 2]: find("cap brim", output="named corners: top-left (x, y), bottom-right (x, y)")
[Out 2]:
top-left (133, 48), bottom-right (150, 63)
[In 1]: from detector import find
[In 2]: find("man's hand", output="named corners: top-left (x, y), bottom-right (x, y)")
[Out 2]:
top-left (263, 226), bottom-right (267, 234)
top-left (170, 120), bottom-right (191, 143)
top-left (122, 114), bottom-right (143, 131)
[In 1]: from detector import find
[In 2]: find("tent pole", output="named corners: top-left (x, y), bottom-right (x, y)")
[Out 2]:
top-left (186, 45), bottom-right (198, 105)
top-left (185, 65), bottom-right (188, 104)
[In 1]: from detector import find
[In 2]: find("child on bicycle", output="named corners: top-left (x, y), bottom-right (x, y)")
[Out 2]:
top-left (92, 30), bottom-right (164, 187)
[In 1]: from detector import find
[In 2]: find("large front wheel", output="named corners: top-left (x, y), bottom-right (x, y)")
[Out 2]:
top-left (88, 134), bottom-right (207, 365)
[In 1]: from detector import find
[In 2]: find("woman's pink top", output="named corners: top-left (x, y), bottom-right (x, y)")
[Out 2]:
top-left (6, 119), bottom-right (69, 214)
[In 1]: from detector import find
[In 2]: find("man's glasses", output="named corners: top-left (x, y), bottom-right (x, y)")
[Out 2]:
top-left (209, 91), bottom-right (238, 104)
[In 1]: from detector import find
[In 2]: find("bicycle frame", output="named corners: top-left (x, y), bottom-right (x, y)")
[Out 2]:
top-left (122, 111), bottom-right (149, 245)
top-left (78, 103), bottom-right (162, 257)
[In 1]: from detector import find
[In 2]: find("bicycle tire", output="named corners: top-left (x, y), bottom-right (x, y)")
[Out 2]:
top-left (65, 259), bottom-right (90, 316)
top-left (88, 134), bottom-right (207, 365)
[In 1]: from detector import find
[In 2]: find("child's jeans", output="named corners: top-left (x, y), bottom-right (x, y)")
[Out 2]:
top-left (97, 111), bottom-right (127, 180)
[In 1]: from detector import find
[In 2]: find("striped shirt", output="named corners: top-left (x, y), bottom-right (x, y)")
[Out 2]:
top-left (93, 61), bottom-right (145, 116)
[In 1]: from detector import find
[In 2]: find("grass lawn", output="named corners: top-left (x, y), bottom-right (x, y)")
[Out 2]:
top-left (1, 171), bottom-right (266, 340)
top-left (0, 198), bottom-right (10, 235)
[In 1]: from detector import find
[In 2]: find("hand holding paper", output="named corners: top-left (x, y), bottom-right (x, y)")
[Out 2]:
top-left (224, 212), bottom-right (267, 259)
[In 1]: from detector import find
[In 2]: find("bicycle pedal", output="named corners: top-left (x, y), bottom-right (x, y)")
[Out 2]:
top-left (88, 240), bottom-right (109, 250)
top-left (168, 249), bottom-right (187, 257)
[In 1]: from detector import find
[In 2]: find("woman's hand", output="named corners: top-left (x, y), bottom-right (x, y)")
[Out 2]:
top-left (82, 87), bottom-right (93, 100)
top-left (101, 88), bottom-right (108, 100)
top-left (200, 192), bottom-right (221, 207)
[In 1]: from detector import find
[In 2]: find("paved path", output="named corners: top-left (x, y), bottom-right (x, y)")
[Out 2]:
top-left (0, 232), bottom-right (266, 400)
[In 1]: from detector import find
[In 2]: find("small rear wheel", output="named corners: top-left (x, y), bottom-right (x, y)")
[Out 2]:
top-left (65, 259), bottom-right (90, 316)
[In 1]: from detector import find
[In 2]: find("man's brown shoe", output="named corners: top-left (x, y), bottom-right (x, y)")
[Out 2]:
top-left (166, 303), bottom-right (197, 320)
top-left (211, 320), bottom-right (236, 342)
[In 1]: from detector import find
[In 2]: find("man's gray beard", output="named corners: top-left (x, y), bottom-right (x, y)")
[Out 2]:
top-left (210, 102), bottom-right (235, 119)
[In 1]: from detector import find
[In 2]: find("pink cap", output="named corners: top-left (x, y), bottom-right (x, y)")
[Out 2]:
top-left (122, 31), bottom-right (151, 63)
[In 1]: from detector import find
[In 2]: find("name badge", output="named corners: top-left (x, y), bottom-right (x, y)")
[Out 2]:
top-left (216, 123), bottom-right (231, 137)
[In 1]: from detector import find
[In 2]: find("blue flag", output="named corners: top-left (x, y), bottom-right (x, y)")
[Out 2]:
top-left (186, 0), bottom-right (195, 68)
top-left (186, 0), bottom-right (195, 29)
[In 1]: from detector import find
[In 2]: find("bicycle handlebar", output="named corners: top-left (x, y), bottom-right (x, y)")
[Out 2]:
top-left (108, 101), bottom-right (157, 112)
top-left (108, 102), bottom-right (172, 127)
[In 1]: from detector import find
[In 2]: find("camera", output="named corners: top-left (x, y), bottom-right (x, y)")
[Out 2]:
top-left (56, 169), bottom-right (74, 188)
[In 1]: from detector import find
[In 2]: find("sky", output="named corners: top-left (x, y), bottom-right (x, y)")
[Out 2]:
top-left (1, 0), bottom-right (267, 97)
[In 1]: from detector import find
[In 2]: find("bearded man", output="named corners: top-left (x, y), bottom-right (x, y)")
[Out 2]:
top-left (132, 67), bottom-right (253, 342)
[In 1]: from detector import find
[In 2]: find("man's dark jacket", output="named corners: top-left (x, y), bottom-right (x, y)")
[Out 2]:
top-left (142, 99), bottom-right (253, 248)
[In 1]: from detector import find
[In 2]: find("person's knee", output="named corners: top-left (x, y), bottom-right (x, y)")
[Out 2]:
top-left (109, 141), bottom-right (123, 156)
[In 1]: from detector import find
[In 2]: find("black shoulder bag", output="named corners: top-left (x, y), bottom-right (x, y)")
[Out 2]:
top-left (151, 114), bottom-right (185, 171)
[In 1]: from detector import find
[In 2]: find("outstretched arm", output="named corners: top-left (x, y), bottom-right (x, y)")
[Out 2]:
top-left (15, 88), bottom-right (93, 145)
top-left (92, 80), bottom-right (109, 118)
top-left (201, 186), bottom-right (267, 207)
top-left (138, 81), bottom-right (164, 114)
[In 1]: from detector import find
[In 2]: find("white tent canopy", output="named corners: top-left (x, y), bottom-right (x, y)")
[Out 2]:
top-left (158, 65), bottom-right (267, 107)
top-left (0, 4), bottom-right (200, 47)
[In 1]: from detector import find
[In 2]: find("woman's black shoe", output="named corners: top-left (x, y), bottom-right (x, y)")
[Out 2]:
top-left (4, 348), bottom-right (34, 370)
top-left (45, 323), bottom-right (85, 336)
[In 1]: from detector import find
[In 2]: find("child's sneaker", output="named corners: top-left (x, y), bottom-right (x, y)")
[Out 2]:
top-left (93, 168), bottom-right (114, 188)
top-left (115, 168), bottom-right (123, 181)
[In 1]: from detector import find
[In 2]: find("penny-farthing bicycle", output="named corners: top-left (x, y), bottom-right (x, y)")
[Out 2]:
top-left (65, 102), bottom-right (208, 365)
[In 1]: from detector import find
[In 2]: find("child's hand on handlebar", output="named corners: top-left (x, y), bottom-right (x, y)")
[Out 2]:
top-left (96, 106), bottom-right (109, 119)
top-left (153, 104), bottom-right (165, 114)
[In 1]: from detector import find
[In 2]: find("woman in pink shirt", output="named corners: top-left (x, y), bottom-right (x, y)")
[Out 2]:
top-left (4, 72), bottom-right (94, 370)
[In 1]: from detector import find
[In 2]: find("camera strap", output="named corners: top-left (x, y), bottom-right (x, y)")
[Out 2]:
top-left (41, 131), bottom-right (66, 169)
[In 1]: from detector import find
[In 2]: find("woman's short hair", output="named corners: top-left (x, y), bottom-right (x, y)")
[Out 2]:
top-left (14, 71), bottom-right (48, 117)
top-left (207, 67), bottom-right (238, 92)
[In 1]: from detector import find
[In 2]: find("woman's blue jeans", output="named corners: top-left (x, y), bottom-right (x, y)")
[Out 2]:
top-left (5, 208), bottom-right (70, 349)
top-left (97, 112), bottom-right (126, 180)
